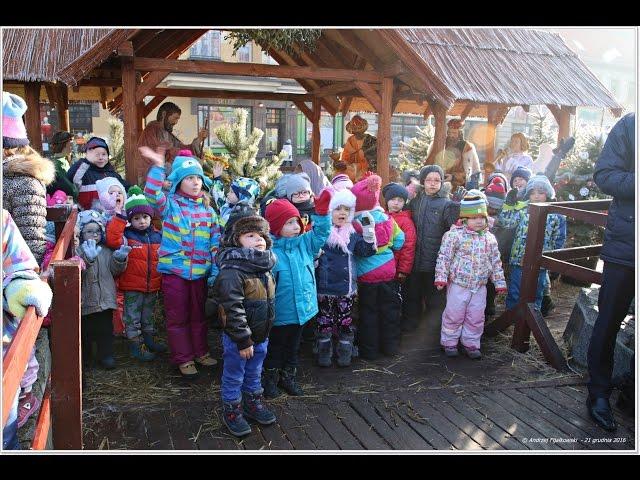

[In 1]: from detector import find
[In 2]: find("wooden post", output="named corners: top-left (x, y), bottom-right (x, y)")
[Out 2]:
top-left (121, 43), bottom-right (139, 185)
top-left (427, 102), bottom-right (447, 165)
top-left (311, 98), bottom-right (321, 165)
top-left (57, 84), bottom-right (70, 132)
top-left (484, 105), bottom-right (498, 179)
top-left (557, 106), bottom-right (572, 144)
top-left (377, 77), bottom-right (393, 185)
top-left (23, 81), bottom-right (43, 153)
top-left (50, 260), bottom-right (83, 450)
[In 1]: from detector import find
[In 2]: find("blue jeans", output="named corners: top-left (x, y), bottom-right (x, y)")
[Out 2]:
top-left (221, 334), bottom-right (268, 403)
top-left (2, 388), bottom-right (21, 450)
top-left (506, 265), bottom-right (547, 311)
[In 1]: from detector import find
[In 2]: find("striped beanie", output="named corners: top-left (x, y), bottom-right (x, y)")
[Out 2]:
top-left (459, 192), bottom-right (488, 219)
top-left (125, 185), bottom-right (154, 220)
top-left (2, 91), bottom-right (29, 148)
top-left (331, 173), bottom-right (354, 191)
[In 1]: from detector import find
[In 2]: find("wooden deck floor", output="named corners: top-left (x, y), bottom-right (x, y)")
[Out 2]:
top-left (82, 283), bottom-right (636, 451)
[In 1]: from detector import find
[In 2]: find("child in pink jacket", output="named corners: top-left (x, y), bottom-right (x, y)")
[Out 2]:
top-left (434, 192), bottom-right (506, 359)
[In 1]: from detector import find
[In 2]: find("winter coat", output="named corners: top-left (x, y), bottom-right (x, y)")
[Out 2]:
top-left (316, 230), bottom-right (376, 296)
top-left (47, 154), bottom-right (78, 199)
top-left (105, 215), bottom-right (162, 293)
top-left (593, 112), bottom-right (635, 267)
top-left (144, 165), bottom-right (221, 281)
top-left (2, 152), bottom-right (56, 265)
top-left (271, 213), bottom-right (331, 327)
top-left (408, 189), bottom-right (459, 272)
top-left (67, 158), bottom-right (130, 210)
top-left (353, 208), bottom-right (405, 284)
top-left (435, 224), bottom-right (506, 293)
top-left (387, 209), bottom-right (417, 276)
top-left (213, 247), bottom-right (277, 350)
top-left (77, 243), bottom-right (127, 316)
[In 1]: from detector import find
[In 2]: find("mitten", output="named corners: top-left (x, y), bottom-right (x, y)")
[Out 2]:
top-left (504, 188), bottom-right (519, 206)
top-left (451, 186), bottom-right (468, 203)
top-left (359, 212), bottom-right (376, 245)
top-left (314, 188), bottom-right (332, 215)
top-left (5, 278), bottom-right (53, 319)
top-left (82, 239), bottom-right (102, 262)
top-left (113, 244), bottom-right (132, 261)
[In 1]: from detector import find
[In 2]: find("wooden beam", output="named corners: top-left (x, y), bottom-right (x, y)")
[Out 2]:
top-left (312, 82), bottom-right (357, 98)
top-left (135, 71), bottom-right (168, 103)
top-left (143, 95), bottom-right (166, 118)
top-left (56, 83), bottom-right (70, 132)
top-left (377, 77), bottom-right (393, 185)
top-left (293, 100), bottom-right (314, 122)
top-left (311, 98), bottom-right (321, 164)
top-left (99, 88), bottom-right (108, 110)
top-left (330, 30), bottom-right (384, 71)
top-left (77, 78), bottom-right (122, 87)
top-left (150, 87), bottom-right (313, 102)
top-left (382, 60), bottom-right (406, 77)
top-left (133, 57), bottom-right (383, 83)
top-left (427, 101), bottom-right (447, 165)
top-left (354, 81), bottom-right (382, 113)
top-left (484, 105), bottom-right (499, 178)
top-left (23, 82), bottom-right (42, 153)
top-left (548, 105), bottom-right (572, 145)
top-left (422, 104), bottom-right (431, 120)
top-left (521, 105), bottom-right (530, 113)
top-left (460, 103), bottom-right (476, 120)
top-left (340, 96), bottom-right (353, 116)
top-left (122, 56), bottom-right (139, 185)
top-left (117, 40), bottom-right (135, 57)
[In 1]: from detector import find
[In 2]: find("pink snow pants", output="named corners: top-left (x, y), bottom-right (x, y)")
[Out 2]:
top-left (440, 283), bottom-right (487, 351)
top-left (162, 274), bottom-right (208, 365)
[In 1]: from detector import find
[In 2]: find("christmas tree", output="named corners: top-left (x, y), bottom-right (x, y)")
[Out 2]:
top-left (212, 108), bottom-right (284, 197)
top-left (395, 123), bottom-right (433, 173)
top-left (527, 107), bottom-right (556, 160)
top-left (106, 117), bottom-right (126, 178)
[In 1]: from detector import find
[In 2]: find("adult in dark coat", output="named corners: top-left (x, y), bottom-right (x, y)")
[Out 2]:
top-left (587, 112), bottom-right (635, 432)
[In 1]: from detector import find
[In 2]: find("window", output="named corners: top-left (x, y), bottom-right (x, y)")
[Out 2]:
top-left (390, 114), bottom-right (428, 153)
top-left (69, 104), bottom-right (94, 135)
top-left (237, 43), bottom-right (252, 63)
top-left (197, 105), bottom-right (252, 149)
top-left (262, 51), bottom-right (278, 65)
top-left (190, 31), bottom-right (221, 60)
top-left (264, 108), bottom-right (285, 154)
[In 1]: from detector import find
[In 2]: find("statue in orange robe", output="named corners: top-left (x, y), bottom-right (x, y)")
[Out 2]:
top-left (331, 115), bottom-right (377, 182)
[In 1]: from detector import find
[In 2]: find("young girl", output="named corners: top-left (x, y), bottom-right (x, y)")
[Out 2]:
top-left (140, 147), bottom-right (222, 378)
top-left (94, 177), bottom-right (127, 219)
top-left (314, 188), bottom-right (376, 367)
top-left (285, 173), bottom-right (315, 231)
top-left (435, 193), bottom-right (507, 359)
top-left (496, 132), bottom-right (534, 182)
top-left (262, 190), bottom-right (332, 397)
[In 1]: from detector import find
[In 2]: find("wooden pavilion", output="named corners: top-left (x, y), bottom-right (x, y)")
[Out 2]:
top-left (3, 28), bottom-right (623, 185)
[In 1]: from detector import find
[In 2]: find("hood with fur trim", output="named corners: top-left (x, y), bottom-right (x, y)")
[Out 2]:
top-left (2, 152), bottom-right (55, 186)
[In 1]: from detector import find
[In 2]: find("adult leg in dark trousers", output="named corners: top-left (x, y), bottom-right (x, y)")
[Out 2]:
top-left (402, 271), bottom-right (434, 332)
top-left (358, 282), bottom-right (380, 360)
top-left (587, 261), bottom-right (635, 430)
top-left (379, 280), bottom-right (402, 356)
top-left (485, 280), bottom-right (496, 318)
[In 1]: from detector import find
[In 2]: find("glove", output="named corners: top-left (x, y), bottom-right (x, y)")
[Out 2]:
top-left (82, 239), bottom-right (102, 262)
top-left (495, 287), bottom-right (507, 295)
top-left (359, 212), bottom-right (376, 245)
top-left (451, 186), bottom-right (467, 203)
top-left (314, 188), bottom-right (332, 215)
top-left (5, 278), bottom-right (53, 319)
top-left (207, 274), bottom-right (218, 287)
top-left (113, 244), bottom-right (132, 261)
top-left (504, 188), bottom-right (519, 206)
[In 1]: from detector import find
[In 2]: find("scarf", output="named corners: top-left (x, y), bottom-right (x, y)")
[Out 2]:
top-left (325, 223), bottom-right (355, 254)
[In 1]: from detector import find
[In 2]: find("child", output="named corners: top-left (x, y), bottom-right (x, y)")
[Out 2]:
top-left (219, 176), bottom-right (261, 228)
top-left (314, 188), bottom-right (376, 367)
top-left (105, 186), bottom-right (166, 362)
top-left (77, 210), bottom-right (130, 369)
top-left (498, 174), bottom-right (566, 311)
top-left (382, 182), bottom-right (417, 284)
top-left (262, 190), bottom-right (332, 397)
top-left (404, 165), bottom-right (459, 332)
top-left (140, 147), bottom-right (222, 378)
top-left (214, 215), bottom-right (277, 437)
top-left (285, 172), bottom-right (315, 231)
top-left (67, 136), bottom-right (129, 210)
top-left (330, 173), bottom-right (354, 192)
top-left (435, 193), bottom-right (507, 359)
top-left (352, 174), bottom-right (405, 360)
top-left (504, 165), bottom-right (532, 207)
top-left (259, 173), bottom-right (292, 217)
top-left (94, 177), bottom-right (127, 219)
top-left (2, 210), bottom-right (53, 450)
top-left (483, 176), bottom-right (509, 321)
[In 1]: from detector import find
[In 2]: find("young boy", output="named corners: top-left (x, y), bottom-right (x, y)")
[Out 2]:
top-left (382, 182), bottom-right (416, 285)
top-left (214, 215), bottom-right (277, 437)
top-left (219, 177), bottom-right (261, 228)
top-left (498, 174), bottom-right (566, 311)
top-left (285, 173), bottom-right (315, 231)
top-left (503, 166), bottom-right (532, 208)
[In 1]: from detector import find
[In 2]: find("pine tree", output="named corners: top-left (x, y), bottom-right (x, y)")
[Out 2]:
top-left (527, 107), bottom-right (556, 160)
top-left (212, 108), bottom-right (284, 197)
top-left (396, 123), bottom-right (433, 173)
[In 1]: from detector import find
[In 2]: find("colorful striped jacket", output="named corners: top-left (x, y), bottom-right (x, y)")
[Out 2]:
top-left (353, 208), bottom-right (405, 283)
top-left (144, 165), bottom-right (221, 281)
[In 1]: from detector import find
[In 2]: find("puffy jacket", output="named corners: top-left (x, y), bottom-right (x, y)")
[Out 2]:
top-left (316, 229), bottom-right (376, 296)
top-left (388, 209), bottom-right (416, 276)
top-left (271, 213), bottom-right (331, 326)
top-left (213, 247), bottom-right (276, 350)
top-left (408, 189), bottom-right (459, 272)
top-left (105, 215), bottom-right (162, 293)
top-left (67, 158), bottom-right (129, 211)
top-left (593, 113), bottom-right (635, 267)
top-left (47, 154), bottom-right (78, 200)
top-left (77, 243), bottom-right (127, 316)
top-left (435, 223), bottom-right (506, 293)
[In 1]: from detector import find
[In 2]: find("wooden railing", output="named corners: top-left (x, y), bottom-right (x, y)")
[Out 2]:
top-left (2, 206), bottom-right (82, 449)
top-left (485, 199), bottom-right (611, 371)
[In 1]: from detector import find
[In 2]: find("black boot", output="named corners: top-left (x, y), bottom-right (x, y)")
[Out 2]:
top-left (278, 366), bottom-right (304, 396)
top-left (261, 368), bottom-right (281, 399)
top-left (587, 396), bottom-right (617, 432)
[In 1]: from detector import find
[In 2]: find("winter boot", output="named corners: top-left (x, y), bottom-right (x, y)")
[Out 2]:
top-left (278, 366), bottom-right (304, 396)
top-left (242, 390), bottom-right (276, 425)
top-left (142, 332), bottom-right (167, 353)
top-left (315, 331), bottom-right (333, 367)
top-left (464, 347), bottom-right (482, 360)
top-left (443, 346), bottom-right (459, 358)
top-left (336, 331), bottom-right (356, 367)
top-left (261, 368), bottom-right (281, 399)
top-left (129, 338), bottom-right (156, 362)
top-left (541, 295), bottom-right (556, 317)
top-left (222, 399), bottom-right (252, 437)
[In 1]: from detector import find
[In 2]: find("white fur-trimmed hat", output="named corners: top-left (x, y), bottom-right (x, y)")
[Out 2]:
top-left (329, 188), bottom-right (356, 221)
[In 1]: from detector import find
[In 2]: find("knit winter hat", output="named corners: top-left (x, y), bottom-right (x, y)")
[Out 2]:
top-left (77, 209), bottom-right (106, 236)
top-left (285, 173), bottom-right (312, 201)
top-left (487, 171), bottom-right (509, 192)
top-left (230, 176), bottom-right (261, 204)
top-left (459, 192), bottom-right (488, 219)
top-left (331, 173), bottom-right (354, 191)
top-left (2, 91), bottom-right (29, 148)
top-left (484, 177), bottom-right (507, 210)
top-left (419, 164), bottom-right (444, 184)
top-left (510, 166), bottom-right (532, 188)
top-left (352, 173), bottom-right (382, 213)
top-left (224, 202), bottom-right (258, 240)
top-left (167, 150), bottom-right (212, 193)
top-left (382, 182), bottom-right (409, 203)
top-left (85, 136), bottom-right (110, 156)
top-left (264, 198), bottom-right (304, 236)
top-left (230, 215), bottom-right (273, 250)
top-left (525, 174), bottom-right (555, 201)
top-left (401, 169), bottom-right (420, 185)
top-left (329, 188), bottom-right (357, 222)
top-left (125, 185), bottom-right (154, 220)
top-left (46, 190), bottom-right (68, 206)
top-left (274, 174), bottom-right (292, 198)
top-left (95, 177), bottom-right (126, 199)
